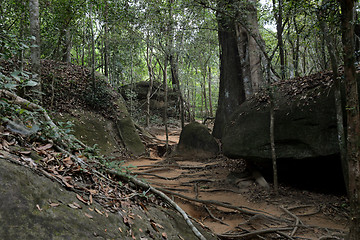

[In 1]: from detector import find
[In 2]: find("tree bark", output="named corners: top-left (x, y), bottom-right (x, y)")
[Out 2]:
top-left (29, 0), bottom-right (42, 102)
top-left (163, 58), bottom-right (169, 152)
top-left (89, 3), bottom-right (96, 93)
top-left (339, 0), bottom-right (360, 239)
top-left (213, 0), bottom-right (245, 138)
top-left (104, 0), bottom-right (109, 77)
top-left (208, 66), bottom-right (213, 117)
top-left (318, 2), bottom-right (348, 193)
top-left (146, 42), bottom-right (154, 128)
top-left (234, 0), bottom-right (263, 98)
top-left (273, 0), bottom-right (285, 79)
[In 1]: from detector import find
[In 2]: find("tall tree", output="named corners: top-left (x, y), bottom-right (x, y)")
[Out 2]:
top-left (273, 0), bottom-right (285, 79)
top-left (29, 0), bottom-right (42, 102)
top-left (339, 0), bottom-right (360, 239)
top-left (213, 0), bottom-right (245, 138)
top-left (235, 0), bottom-right (263, 98)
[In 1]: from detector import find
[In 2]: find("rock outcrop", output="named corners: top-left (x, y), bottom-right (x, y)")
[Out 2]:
top-left (222, 81), bottom-right (339, 163)
top-left (119, 81), bottom-right (180, 118)
top-left (0, 157), bottom-right (216, 240)
top-left (177, 122), bottom-right (219, 158)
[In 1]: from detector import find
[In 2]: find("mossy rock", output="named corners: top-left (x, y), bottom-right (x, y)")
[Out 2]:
top-left (0, 156), bottom-right (217, 239)
top-left (176, 122), bottom-right (219, 158)
top-left (54, 109), bottom-right (122, 157)
top-left (114, 98), bottom-right (145, 156)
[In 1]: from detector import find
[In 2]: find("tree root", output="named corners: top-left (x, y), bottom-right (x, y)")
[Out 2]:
top-left (204, 205), bottom-right (229, 226)
top-left (280, 206), bottom-right (304, 237)
top-left (107, 169), bottom-right (208, 240)
top-left (150, 185), bottom-right (291, 224)
top-left (216, 227), bottom-right (293, 239)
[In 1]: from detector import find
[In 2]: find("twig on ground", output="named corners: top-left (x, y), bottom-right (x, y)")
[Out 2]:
top-left (280, 206), bottom-right (303, 236)
top-left (194, 182), bottom-right (199, 199)
top-left (152, 186), bottom-right (291, 224)
top-left (108, 169), bottom-right (207, 240)
top-left (204, 205), bottom-right (229, 226)
top-left (131, 172), bottom-right (181, 180)
top-left (216, 227), bottom-right (293, 239)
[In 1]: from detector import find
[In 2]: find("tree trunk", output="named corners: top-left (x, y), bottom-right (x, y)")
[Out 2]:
top-left (29, 0), bottom-right (42, 102)
top-left (318, 2), bottom-right (348, 193)
top-left (170, 54), bottom-right (185, 128)
top-left (208, 66), bottom-right (213, 117)
top-left (234, 0), bottom-right (263, 98)
top-left (89, 3), bottom-right (96, 94)
top-left (339, 0), bottom-right (360, 239)
top-left (146, 42), bottom-right (154, 128)
top-left (273, 0), bottom-right (285, 79)
top-left (62, 27), bottom-right (72, 63)
top-left (104, 0), bottom-right (109, 77)
top-left (163, 58), bottom-right (169, 152)
top-left (213, 0), bottom-right (245, 138)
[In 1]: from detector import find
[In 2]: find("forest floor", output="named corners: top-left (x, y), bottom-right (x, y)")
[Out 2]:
top-left (125, 124), bottom-right (349, 240)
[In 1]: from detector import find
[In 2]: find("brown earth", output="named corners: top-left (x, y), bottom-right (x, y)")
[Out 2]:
top-left (124, 125), bottom-right (349, 240)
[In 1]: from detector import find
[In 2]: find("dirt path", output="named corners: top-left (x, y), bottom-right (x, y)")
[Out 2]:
top-left (125, 126), bottom-right (348, 239)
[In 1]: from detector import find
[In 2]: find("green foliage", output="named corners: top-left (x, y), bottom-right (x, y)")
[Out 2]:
top-left (101, 159), bottom-right (136, 176)
top-left (83, 79), bottom-right (113, 111)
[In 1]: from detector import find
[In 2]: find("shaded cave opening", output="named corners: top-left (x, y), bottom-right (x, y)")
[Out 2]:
top-left (259, 155), bottom-right (346, 196)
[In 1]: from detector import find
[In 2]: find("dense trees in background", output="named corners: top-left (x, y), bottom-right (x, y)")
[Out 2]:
top-left (3, 0), bottom-right (357, 122)
top-left (1, 0), bottom-right (360, 237)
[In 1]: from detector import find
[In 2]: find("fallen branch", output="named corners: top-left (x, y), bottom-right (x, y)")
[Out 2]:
top-left (216, 227), bottom-right (293, 239)
top-left (280, 206), bottom-right (303, 236)
top-left (204, 205), bottom-right (229, 226)
top-left (0, 89), bottom-right (86, 150)
top-left (151, 185), bottom-right (291, 224)
top-left (132, 172), bottom-right (181, 180)
top-left (107, 169), bottom-right (207, 240)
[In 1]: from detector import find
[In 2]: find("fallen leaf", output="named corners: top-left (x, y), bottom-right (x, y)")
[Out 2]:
top-left (72, 202), bottom-right (82, 209)
top-left (37, 143), bottom-right (53, 151)
top-left (157, 223), bottom-right (164, 229)
top-left (76, 194), bottom-right (88, 204)
top-left (36, 204), bottom-right (42, 211)
top-left (89, 194), bottom-right (93, 205)
top-left (20, 150), bottom-right (31, 155)
top-left (95, 208), bottom-right (103, 215)
top-left (139, 202), bottom-right (148, 212)
top-left (61, 176), bottom-right (73, 188)
top-left (150, 220), bottom-right (159, 232)
top-left (84, 213), bottom-right (93, 219)
top-left (68, 203), bottom-right (79, 209)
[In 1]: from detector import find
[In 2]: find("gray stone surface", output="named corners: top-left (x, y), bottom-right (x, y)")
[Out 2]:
top-left (222, 87), bottom-right (339, 163)
top-left (0, 157), bottom-right (216, 239)
top-left (177, 122), bottom-right (219, 158)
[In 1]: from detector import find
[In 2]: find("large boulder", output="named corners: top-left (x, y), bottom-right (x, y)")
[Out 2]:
top-left (177, 122), bottom-right (219, 158)
top-left (222, 79), bottom-right (339, 163)
top-left (0, 155), bottom-right (216, 240)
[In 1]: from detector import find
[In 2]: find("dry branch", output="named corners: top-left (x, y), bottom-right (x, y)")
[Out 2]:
top-left (151, 185), bottom-right (291, 224)
top-left (216, 227), bottom-right (293, 239)
top-left (204, 205), bottom-right (229, 226)
top-left (107, 169), bottom-right (207, 240)
top-left (0, 89), bottom-right (86, 149)
top-left (280, 206), bottom-right (303, 236)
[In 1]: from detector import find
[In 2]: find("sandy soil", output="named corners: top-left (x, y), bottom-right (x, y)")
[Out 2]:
top-left (124, 126), bottom-right (348, 239)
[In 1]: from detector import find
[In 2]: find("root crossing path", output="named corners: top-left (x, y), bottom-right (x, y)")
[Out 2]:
top-left (125, 126), bottom-right (348, 240)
